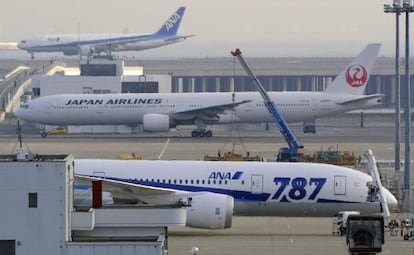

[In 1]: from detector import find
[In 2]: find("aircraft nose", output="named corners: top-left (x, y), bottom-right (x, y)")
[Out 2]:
top-left (13, 106), bottom-right (29, 120)
top-left (384, 188), bottom-right (398, 211)
top-left (16, 42), bottom-right (23, 50)
top-left (13, 107), bottom-right (22, 118)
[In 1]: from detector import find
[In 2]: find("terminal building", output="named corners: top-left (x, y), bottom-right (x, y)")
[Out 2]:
top-left (25, 56), bottom-right (411, 110)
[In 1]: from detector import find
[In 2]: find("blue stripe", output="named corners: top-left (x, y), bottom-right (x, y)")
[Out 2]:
top-left (232, 171), bottom-right (243, 180)
top-left (317, 198), bottom-right (360, 203)
top-left (74, 184), bottom-right (91, 190)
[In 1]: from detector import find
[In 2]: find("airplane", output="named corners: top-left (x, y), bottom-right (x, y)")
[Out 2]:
top-left (14, 44), bottom-right (383, 138)
top-left (16, 7), bottom-right (192, 59)
top-left (74, 155), bottom-right (398, 229)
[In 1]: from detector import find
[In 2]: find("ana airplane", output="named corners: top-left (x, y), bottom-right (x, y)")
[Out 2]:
top-left (14, 44), bottom-right (383, 138)
top-left (17, 7), bottom-right (191, 59)
top-left (74, 155), bottom-right (398, 229)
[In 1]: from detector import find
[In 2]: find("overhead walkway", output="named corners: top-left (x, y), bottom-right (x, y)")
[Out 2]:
top-left (0, 61), bottom-right (67, 122)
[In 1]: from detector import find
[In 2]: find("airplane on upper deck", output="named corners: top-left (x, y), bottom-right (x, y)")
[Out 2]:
top-left (14, 44), bottom-right (383, 138)
top-left (74, 150), bottom-right (398, 229)
top-left (16, 7), bottom-right (192, 59)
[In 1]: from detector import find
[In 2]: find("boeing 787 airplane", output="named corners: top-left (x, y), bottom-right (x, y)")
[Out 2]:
top-left (74, 150), bottom-right (397, 229)
top-left (15, 44), bottom-right (383, 137)
top-left (17, 7), bottom-right (191, 59)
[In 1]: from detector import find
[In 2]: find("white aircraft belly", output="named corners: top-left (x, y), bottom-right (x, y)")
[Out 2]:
top-left (233, 201), bottom-right (380, 217)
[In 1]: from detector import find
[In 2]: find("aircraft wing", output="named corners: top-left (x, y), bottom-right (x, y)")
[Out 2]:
top-left (174, 99), bottom-right (251, 120)
top-left (334, 94), bottom-right (384, 105)
top-left (76, 174), bottom-right (188, 204)
top-left (85, 34), bottom-right (193, 50)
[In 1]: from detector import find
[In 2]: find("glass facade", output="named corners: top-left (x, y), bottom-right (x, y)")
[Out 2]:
top-left (172, 74), bottom-right (414, 108)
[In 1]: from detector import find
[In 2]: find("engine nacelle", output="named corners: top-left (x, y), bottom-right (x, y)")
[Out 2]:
top-left (186, 192), bottom-right (234, 229)
top-left (79, 45), bottom-right (95, 56)
top-left (143, 113), bottom-right (170, 132)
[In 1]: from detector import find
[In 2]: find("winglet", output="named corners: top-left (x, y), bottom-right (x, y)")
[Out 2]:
top-left (324, 44), bottom-right (381, 95)
top-left (364, 149), bottom-right (391, 219)
top-left (155, 7), bottom-right (186, 36)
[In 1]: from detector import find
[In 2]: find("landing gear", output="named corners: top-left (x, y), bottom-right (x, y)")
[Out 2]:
top-left (191, 119), bottom-right (213, 138)
top-left (40, 125), bottom-right (48, 138)
top-left (191, 129), bottom-right (213, 138)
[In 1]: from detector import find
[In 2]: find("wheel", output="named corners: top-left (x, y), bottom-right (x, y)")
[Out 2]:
top-left (191, 130), bottom-right (198, 138)
top-left (205, 130), bottom-right (213, 138)
top-left (41, 131), bottom-right (47, 138)
top-left (404, 234), bottom-right (409, 240)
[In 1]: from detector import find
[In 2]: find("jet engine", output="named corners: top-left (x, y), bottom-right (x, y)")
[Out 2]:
top-left (143, 113), bottom-right (170, 132)
top-left (186, 192), bottom-right (234, 229)
top-left (78, 45), bottom-right (95, 57)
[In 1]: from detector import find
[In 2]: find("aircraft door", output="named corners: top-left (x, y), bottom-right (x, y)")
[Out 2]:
top-left (311, 98), bottom-right (318, 112)
top-left (43, 100), bottom-right (52, 115)
top-left (251, 174), bottom-right (263, 194)
top-left (334, 175), bottom-right (346, 195)
top-left (96, 103), bottom-right (105, 114)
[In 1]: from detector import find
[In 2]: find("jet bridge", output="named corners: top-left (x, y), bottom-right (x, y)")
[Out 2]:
top-left (0, 153), bottom-right (186, 255)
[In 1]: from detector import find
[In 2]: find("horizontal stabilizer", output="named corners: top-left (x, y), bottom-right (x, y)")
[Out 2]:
top-left (334, 94), bottom-right (384, 105)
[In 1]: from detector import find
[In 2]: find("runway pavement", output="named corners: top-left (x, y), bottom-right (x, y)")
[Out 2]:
top-left (0, 129), bottom-right (413, 255)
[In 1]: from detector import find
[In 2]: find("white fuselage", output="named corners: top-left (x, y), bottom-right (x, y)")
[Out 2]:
top-left (17, 34), bottom-right (182, 56)
top-left (75, 159), bottom-right (397, 217)
top-left (15, 92), bottom-right (381, 126)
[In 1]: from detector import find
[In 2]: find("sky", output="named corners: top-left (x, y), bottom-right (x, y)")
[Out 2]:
top-left (0, 0), bottom-right (403, 58)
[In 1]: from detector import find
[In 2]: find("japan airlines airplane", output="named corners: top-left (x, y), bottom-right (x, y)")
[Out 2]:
top-left (14, 44), bottom-right (383, 137)
top-left (74, 155), bottom-right (398, 229)
top-left (17, 7), bottom-right (191, 59)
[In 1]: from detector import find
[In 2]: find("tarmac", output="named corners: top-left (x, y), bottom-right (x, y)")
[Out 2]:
top-left (0, 125), bottom-right (413, 255)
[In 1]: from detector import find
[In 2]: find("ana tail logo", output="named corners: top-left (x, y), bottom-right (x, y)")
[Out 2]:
top-left (345, 64), bottom-right (367, 87)
top-left (165, 12), bottom-right (181, 32)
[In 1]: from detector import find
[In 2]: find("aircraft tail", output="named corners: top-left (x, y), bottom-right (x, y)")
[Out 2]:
top-left (324, 44), bottom-right (381, 95)
top-left (155, 7), bottom-right (186, 36)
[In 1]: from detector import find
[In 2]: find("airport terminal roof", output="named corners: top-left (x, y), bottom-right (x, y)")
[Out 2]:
top-left (0, 56), bottom-right (405, 77)
top-left (132, 57), bottom-right (398, 76)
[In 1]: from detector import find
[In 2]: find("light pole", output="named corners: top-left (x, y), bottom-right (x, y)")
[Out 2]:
top-left (384, 0), bottom-right (402, 205)
top-left (384, 0), bottom-right (413, 212)
top-left (402, 0), bottom-right (413, 212)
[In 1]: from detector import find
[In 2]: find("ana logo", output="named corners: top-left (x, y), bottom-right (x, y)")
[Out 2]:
top-left (345, 64), bottom-right (367, 87)
top-left (165, 12), bottom-right (181, 31)
top-left (208, 171), bottom-right (243, 180)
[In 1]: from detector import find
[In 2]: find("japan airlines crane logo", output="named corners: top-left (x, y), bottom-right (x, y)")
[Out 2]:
top-left (345, 64), bottom-right (367, 87)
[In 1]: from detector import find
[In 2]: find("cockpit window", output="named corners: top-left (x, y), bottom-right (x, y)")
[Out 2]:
top-left (20, 40), bottom-right (27, 43)
top-left (21, 104), bottom-right (29, 109)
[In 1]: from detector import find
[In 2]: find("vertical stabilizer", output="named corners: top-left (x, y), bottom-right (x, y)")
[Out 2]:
top-left (155, 7), bottom-right (186, 36)
top-left (324, 44), bottom-right (381, 95)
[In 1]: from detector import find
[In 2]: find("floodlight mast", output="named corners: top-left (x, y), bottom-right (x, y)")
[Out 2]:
top-left (384, 0), bottom-right (413, 212)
